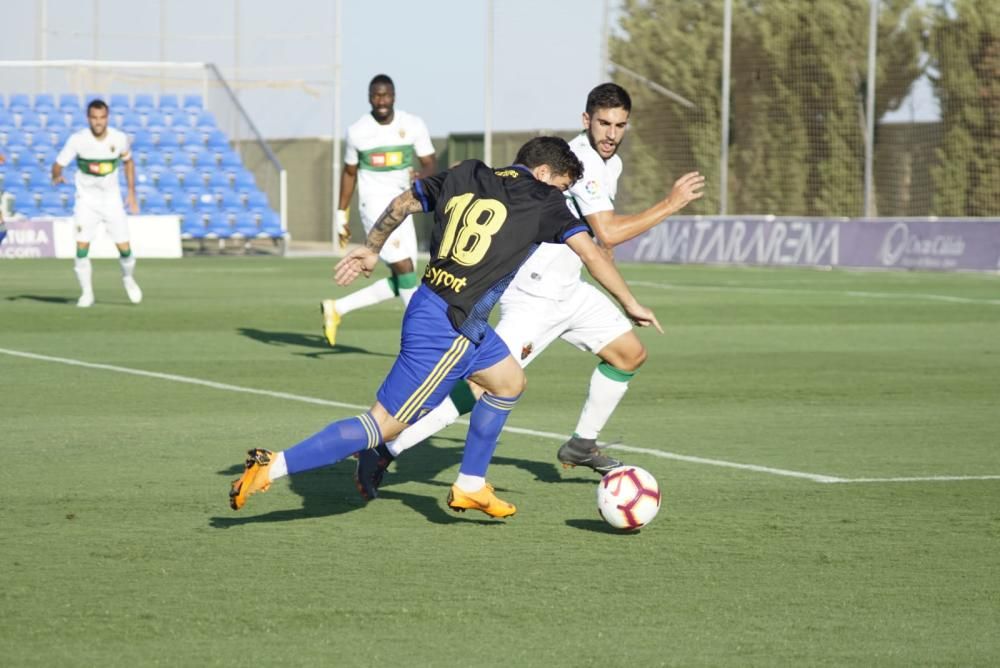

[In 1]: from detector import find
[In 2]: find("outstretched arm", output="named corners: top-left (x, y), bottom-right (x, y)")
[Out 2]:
top-left (565, 233), bottom-right (662, 333)
top-left (587, 171), bottom-right (705, 248)
top-left (334, 189), bottom-right (423, 285)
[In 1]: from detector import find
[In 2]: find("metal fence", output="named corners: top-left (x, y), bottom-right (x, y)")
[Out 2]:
top-left (608, 0), bottom-right (999, 219)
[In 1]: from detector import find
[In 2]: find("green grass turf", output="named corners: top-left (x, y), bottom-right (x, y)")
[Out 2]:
top-left (2, 257), bottom-right (999, 666)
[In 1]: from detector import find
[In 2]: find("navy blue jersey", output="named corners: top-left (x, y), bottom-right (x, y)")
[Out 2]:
top-left (412, 160), bottom-right (588, 340)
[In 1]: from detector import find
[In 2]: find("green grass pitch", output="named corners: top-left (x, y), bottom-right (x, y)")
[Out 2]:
top-left (2, 257), bottom-right (999, 666)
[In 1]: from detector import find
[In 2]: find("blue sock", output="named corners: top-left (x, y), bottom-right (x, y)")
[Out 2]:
top-left (284, 413), bottom-right (382, 475)
top-left (459, 393), bottom-right (520, 477)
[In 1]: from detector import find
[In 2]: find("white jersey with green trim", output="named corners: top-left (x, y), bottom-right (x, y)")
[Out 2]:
top-left (508, 132), bottom-right (623, 300)
top-left (344, 110), bottom-right (434, 223)
top-left (55, 127), bottom-right (131, 201)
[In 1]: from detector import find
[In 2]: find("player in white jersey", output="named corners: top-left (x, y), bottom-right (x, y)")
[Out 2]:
top-left (52, 99), bottom-right (141, 308)
top-left (321, 74), bottom-right (436, 346)
top-left (353, 83), bottom-right (705, 499)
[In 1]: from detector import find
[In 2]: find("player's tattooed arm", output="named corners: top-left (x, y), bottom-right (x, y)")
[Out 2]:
top-left (364, 190), bottom-right (423, 253)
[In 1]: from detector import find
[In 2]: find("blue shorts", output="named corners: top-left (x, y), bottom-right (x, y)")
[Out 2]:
top-left (377, 285), bottom-right (511, 424)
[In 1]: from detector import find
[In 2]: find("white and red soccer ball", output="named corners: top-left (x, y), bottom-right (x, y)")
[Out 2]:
top-left (596, 465), bottom-right (661, 530)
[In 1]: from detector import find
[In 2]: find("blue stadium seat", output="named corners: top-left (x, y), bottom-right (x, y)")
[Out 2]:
top-left (58, 94), bottom-right (80, 110)
top-left (180, 144), bottom-right (206, 165)
top-left (231, 170), bottom-right (256, 190)
top-left (172, 128), bottom-right (191, 146)
top-left (5, 144), bottom-right (29, 165)
top-left (34, 93), bottom-right (55, 109)
top-left (0, 123), bottom-right (18, 145)
top-left (164, 187), bottom-right (192, 212)
top-left (194, 152), bottom-right (217, 169)
top-left (157, 131), bottom-right (180, 150)
top-left (17, 112), bottom-right (42, 130)
top-left (133, 93), bottom-right (155, 110)
top-left (204, 212), bottom-right (233, 238)
top-left (140, 190), bottom-right (168, 209)
top-left (21, 170), bottom-right (47, 189)
top-left (38, 190), bottom-right (68, 211)
top-left (171, 163), bottom-right (194, 184)
top-left (144, 112), bottom-right (167, 129)
top-left (257, 211), bottom-right (283, 238)
top-left (30, 146), bottom-right (55, 167)
top-left (0, 108), bottom-right (14, 126)
top-left (194, 110), bottom-right (216, 127)
top-left (8, 94), bottom-right (30, 113)
top-left (206, 130), bottom-right (229, 149)
top-left (192, 190), bottom-right (218, 210)
top-left (110, 93), bottom-right (131, 109)
top-left (155, 171), bottom-right (181, 190)
top-left (84, 92), bottom-right (104, 106)
top-left (233, 212), bottom-right (260, 238)
top-left (181, 212), bottom-right (207, 239)
top-left (219, 151), bottom-right (242, 169)
top-left (206, 171), bottom-right (231, 190)
top-left (245, 191), bottom-right (269, 210)
top-left (131, 129), bottom-right (155, 149)
top-left (218, 190), bottom-right (242, 210)
top-left (158, 94), bottom-right (179, 110)
top-left (182, 94), bottom-right (203, 111)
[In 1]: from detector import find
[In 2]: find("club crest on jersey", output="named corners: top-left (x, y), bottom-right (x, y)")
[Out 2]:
top-left (584, 180), bottom-right (601, 197)
top-left (520, 343), bottom-right (533, 360)
top-left (399, 128), bottom-right (406, 139)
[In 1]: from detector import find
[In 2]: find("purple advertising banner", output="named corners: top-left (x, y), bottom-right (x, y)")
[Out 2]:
top-left (0, 218), bottom-right (55, 259)
top-left (615, 217), bottom-right (1000, 272)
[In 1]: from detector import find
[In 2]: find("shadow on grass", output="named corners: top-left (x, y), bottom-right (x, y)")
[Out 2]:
top-left (564, 518), bottom-right (641, 535)
top-left (210, 467), bottom-right (364, 528)
top-left (236, 327), bottom-right (393, 358)
top-left (6, 294), bottom-right (134, 306)
top-left (210, 431), bottom-right (592, 528)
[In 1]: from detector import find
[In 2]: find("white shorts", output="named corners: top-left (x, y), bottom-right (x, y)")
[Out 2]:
top-left (74, 195), bottom-right (129, 244)
top-left (496, 281), bottom-right (632, 367)
top-left (362, 213), bottom-right (418, 266)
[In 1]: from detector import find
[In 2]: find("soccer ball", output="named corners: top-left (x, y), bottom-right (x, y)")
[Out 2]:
top-left (596, 466), bottom-right (661, 530)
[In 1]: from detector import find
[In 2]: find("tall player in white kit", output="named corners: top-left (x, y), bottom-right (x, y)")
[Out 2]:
top-left (51, 99), bottom-right (141, 308)
top-left (353, 83), bottom-right (705, 499)
top-left (321, 74), bottom-right (436, 346)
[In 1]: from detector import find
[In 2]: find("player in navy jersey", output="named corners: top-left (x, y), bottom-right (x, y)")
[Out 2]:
top-left (229, 137), bottom-right (661, 518)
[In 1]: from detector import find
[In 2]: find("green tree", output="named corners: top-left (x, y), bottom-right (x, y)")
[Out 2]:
top-left (929, 0), bottom-right (1000, 216)
top-left (611, 0), bottom-right (925, 217)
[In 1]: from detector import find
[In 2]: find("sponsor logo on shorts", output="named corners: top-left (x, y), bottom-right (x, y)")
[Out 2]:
top-left (423, 265), bottom-right (468, 293)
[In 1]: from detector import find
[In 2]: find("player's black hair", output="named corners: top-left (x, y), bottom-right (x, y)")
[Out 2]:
top-left (87, 98), bottom-right (108, 113)
top-left (585, 83), bottom-right (631, 116)
top-left (369, 74), bottom-right (395, 90)
top-left (514, 136), bottom-right (584, 182)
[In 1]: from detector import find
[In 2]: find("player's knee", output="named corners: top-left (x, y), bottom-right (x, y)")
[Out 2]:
top-left (624, 344), bottom-right (648, 371)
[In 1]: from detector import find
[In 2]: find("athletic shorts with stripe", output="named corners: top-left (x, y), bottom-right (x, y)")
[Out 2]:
top-left (376, 285), bottom-right (511, 424)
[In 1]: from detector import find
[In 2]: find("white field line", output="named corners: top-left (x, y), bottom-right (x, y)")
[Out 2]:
top-left (2, 346), bottom-right (996, 485)
top-left (628, 280), bottom-right (1000, 306)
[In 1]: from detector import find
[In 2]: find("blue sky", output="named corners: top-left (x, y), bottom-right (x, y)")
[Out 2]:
top-left (0, 0), bottom-right (936, 139)
top-left (1, 0), bottom-right (612, 138)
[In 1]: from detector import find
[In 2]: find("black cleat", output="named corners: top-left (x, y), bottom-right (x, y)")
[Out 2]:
top-left (557, 436), bottom-right (622, 475)
top-left (354, 442), bottom-right (395, 501)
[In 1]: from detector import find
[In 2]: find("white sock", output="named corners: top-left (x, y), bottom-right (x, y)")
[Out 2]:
top-left (268, 451), bottom-right (287, 482)
top-left (387, 397), bottom-right (460, 457)
top-left (336, 277), bottom-right (395, 316)
top-left (455, 473), bottom-right (485, 493)
top-left (74, 257), bottom-right (93, 295)
top-left (119, 254), bottom-right (136, 278)
top-left (399, 286), bottom-right (417, 306)
top-left (573, 367), bottom-right (631, 440)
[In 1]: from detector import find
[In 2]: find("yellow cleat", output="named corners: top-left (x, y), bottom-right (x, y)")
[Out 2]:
top-left (447, 482), bottom-right (517, 518)
top-left (320, 299), bottom-right (341, 347)
top-left (229, 448), bottom-right (275, 510)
